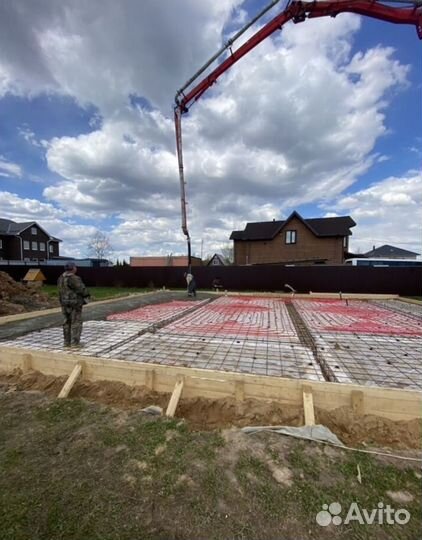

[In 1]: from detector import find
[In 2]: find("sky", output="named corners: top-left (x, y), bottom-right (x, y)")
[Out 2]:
top-left (0, 0), bottom-right (421, 260)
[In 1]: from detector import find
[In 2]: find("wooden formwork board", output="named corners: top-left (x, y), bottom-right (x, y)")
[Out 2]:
top-left (0, 345), bottom-right (420, 422)
top-left (209, 292), bottom-right (399, 300)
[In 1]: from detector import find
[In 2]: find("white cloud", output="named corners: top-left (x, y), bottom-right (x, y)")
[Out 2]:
top-left (0, 0), bottom-right (243, 112)
top-left (0, 157), bottom-right (22, 178)
top-left (18, 126), bottom-right (47, 148)
top-left (38, 16), bottom-right (409, 245)
top-left (327, 171), bottom-right (422, 254)
top-left (0, 191), bottom-right (63, 220)
top-left (0, 191), bottom-right (101, 257)
top-left (0, 2), bottom-right (417, 259)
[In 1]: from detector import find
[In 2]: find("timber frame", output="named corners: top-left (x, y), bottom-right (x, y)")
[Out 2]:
top-left (0, 345), bottom-right (420, 423)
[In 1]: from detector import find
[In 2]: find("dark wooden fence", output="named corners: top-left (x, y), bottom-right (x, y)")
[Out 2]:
top-left (1, 264), bottom-right (421, 295)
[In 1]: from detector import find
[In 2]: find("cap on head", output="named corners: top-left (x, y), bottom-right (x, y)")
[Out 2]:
top-left (64, 262), bottom-right (76, 271)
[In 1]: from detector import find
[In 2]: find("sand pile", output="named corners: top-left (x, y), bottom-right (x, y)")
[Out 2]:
top-left (0, 271), bottom-right (58, 315)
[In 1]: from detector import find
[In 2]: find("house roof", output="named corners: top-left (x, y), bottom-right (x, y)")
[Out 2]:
top-left (230, 211), bottom-right (356, 241)
top-left (0, 218), bottom-right (62, 241)
top-left (0, 218), bottom-right (24, 234)
top-left (206, 253), bottom-right (226, 266)
top-left (364, 244), bottom-right (420, 258)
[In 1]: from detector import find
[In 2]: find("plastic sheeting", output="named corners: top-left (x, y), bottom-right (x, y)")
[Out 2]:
top-left (241, 424), bottom-right (344, 446)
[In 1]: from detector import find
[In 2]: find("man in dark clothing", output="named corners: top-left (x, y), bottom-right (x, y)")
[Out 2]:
top-left (57, 263), bottom-right (90, 347)
top-left (184, 272), bottom-right (197, 297)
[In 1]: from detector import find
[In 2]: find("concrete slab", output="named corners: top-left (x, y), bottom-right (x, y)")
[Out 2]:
top-left (106, 299), bottom-right (208, 323)
top-left (293, 299), bottom-right (422, 336)
top-left (371, 299), bottom-right (422, 321)
top-left (313, 333), bottom-right (422, 390)
top-left (103, 333), bottom-right (324, 381)
top-left (162, 296), bottom-right (299, 342)
top-left (0, 321), bottom-right (148, 357)
top-left (2, 295), bottom-right (420, 391)
top-left (293, 299), bottom-right (422, 390)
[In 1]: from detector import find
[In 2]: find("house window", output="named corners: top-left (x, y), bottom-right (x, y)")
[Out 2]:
top-left (343, 236), bottom-right (348, 248)
top-left (23, 241), bottom-right (30, 250)
top-left (39, 242), bottom-right (46, 251)
top-left (32, 241), bottom-right (38, 250)
top-left (49, 244), bottom-right (54, 253)
top-left (0, 239), bottom-right (2, 249)
top-left (31, 227), bottom-right (37, 235)
top-left (285, 230), bottom-right (297, 244)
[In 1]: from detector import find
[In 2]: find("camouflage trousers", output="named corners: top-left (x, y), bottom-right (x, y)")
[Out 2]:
top-left (61, 305), bottom-right (83, 345)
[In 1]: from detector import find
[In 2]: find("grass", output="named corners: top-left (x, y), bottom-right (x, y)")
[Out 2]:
top-left (42, 285), bottom-right (148, 301)
top-left (0, 390), bottom-right (420, 540)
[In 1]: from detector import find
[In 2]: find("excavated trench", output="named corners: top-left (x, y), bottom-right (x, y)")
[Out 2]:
top-left (0, 369), bottom-right (420, 450)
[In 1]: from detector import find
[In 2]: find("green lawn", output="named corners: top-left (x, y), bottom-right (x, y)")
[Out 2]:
top-left (43, 285), bottom-right (148, 301)
top-left (0, 389), bottom-right (420, 540)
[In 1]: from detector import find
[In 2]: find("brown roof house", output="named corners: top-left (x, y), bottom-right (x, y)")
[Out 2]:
top-left (130, 255), bottom-right (202, 267)
top-left (230, 211), bottom-right (356, 265)
top-left (0, 219), bottom-right (61, 262)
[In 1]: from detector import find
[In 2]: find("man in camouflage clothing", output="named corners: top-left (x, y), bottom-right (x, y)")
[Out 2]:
top-left (58, 262), bottom-right (90, 347)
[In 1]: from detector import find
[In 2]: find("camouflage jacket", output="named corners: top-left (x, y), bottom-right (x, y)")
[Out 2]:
top-left (57, 272), bottom-right (90, 307)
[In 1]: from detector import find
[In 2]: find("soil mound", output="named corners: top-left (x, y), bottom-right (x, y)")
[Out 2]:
top-left (0, 271), bottom-right (58, 315)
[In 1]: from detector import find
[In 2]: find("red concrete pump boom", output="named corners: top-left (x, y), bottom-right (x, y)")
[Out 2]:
top-left (174, 0), bottom-right (422, 268)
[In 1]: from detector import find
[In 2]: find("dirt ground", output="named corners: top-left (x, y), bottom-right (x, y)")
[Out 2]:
top-left (1, 369), bottom-right (420, 450)
top-left (0, 383), bottom-right (420, 540)
top-left (0, 271), bottom-right (58, 315)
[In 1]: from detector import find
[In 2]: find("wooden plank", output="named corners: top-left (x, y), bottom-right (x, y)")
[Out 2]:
top-left (308, 292), bottom-right (398, 300)
top-left (58, 363), bottom-right (82, 399)
top-left (234, 381), bottom-right (245, 402)
top-left (0, 345), bottom-right (420, 422)
top-left (399, 297), bottom-right (422, 306)
top-left (351, 390), bottom-right (364, 416)
top-left (302, 385), bottom-right (315, 426)
top-left (166, 377), bottom-right (184, 417)
top-left (145, 369), bottom-right (155, 391)
top-left (21, 353), bottom-right (32, 372)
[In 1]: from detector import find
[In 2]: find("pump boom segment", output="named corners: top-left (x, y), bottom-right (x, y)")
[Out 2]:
top-left (174, 0), bottom-right (422, 267)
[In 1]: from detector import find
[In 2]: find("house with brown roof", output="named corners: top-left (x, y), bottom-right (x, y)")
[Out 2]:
top-left (130, 255), bottom-right (202, 267)
top-left (0, 218), bottom-right (61, 262)
top-left (230, 211), bottom-right (356, 265)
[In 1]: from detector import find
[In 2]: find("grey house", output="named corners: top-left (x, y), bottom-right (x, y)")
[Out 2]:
top-left (0, 218), bottom-right (61, 262)
top-left (364, 244), bottom-right (420, 260)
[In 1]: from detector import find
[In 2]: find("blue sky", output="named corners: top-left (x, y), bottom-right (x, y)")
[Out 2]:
top-left (0, 0), bottom-right (420, 258)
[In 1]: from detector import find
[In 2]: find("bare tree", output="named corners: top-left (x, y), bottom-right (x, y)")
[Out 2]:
top-left (221, 244), bottom-right (234, 265)
top-left (87, 231), bottom-right (113, 260)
